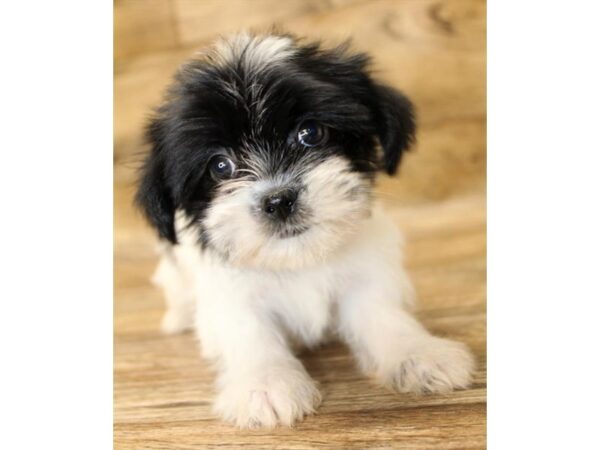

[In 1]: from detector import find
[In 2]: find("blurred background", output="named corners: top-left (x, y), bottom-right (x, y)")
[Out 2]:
top-left (114, 1), bottom-right (486, 448)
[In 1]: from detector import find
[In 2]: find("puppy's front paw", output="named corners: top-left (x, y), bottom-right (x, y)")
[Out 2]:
top-left (214, 367), bottom-right (322, 428)
top-left (160, 310), bottom-right (192, 335)
top-left (383, 337), bottom-right (475, 394)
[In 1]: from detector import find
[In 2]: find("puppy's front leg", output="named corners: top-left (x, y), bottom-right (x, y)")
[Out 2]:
top-left (198, 294), bottom-right (321, 428)
top-left (338, 274), bottom-right (475, 394)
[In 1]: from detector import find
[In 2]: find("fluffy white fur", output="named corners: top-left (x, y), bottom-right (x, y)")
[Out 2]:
top-left (152, 204), bottom-right (475, 428)
top-left (209, 33), bottom-right (295, 72)
top-left (203, 156), bottom-right (371, 270)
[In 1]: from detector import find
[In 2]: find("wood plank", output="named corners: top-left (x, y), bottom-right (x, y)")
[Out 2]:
top-left (114, 0), bottom-right (179, 61)
top-left (172, 0), bottom-right (368, 48)
top-left (114, 185), bottom-right (486, 448)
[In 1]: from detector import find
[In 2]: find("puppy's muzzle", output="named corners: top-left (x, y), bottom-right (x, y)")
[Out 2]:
top-left (262, 188), bottom-right (298, 221)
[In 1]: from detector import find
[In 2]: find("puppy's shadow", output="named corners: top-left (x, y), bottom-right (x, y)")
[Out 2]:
top-left (299, 341), bottom-right (354, 379)
top-left (297, 341), bottom-right (396, 410)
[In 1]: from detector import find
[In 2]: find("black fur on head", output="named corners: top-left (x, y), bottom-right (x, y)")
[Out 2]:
top-left (136, 33), bottom-right (416, 246)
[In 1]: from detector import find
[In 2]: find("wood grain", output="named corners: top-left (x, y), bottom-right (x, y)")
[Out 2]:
top-left (114, 0), bottom-right (179, 61)
top-left (114, 0), bottom-right (486, 448)
top-left (115, 188), bottom-right (486, 449)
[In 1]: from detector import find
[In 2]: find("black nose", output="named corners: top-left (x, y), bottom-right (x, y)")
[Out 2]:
top-left (262, 189), bottom-right (298, 221)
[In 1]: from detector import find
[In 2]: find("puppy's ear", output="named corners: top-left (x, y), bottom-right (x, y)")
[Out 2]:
top-left (135, 120), bottom-right (177, 244)
top-left (370, 84), bottom-right (416, 175)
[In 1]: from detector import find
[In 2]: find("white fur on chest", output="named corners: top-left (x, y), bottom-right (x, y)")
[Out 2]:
top-left (162, 206), bottom-right (407, 356)
top-left (152, 204), bottom-right (474, 429)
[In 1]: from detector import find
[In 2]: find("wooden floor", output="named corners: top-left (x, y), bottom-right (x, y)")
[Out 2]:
top-left (114, 1), bottom-right (486, 448)
top-left (114, 186), bottom-right (486, 449)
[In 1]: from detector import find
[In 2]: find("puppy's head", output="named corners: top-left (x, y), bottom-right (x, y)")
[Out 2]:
top-left (137, 33), bottom-right (415, 270)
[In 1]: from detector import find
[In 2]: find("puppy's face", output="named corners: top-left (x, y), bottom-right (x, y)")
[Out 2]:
top-left (137, 34), bottom-right (415, 270)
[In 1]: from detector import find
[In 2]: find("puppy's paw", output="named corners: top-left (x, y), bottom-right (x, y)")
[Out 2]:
top-left (214, 367), bottom-right (322, 428)
top-left (160, 310), bottom-right (192, 335)
top-left (383, 337), bottom-right (475, 394)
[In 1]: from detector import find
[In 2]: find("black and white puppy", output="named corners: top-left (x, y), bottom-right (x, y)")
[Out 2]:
top-left (137, 32), bottom-right (475, 428)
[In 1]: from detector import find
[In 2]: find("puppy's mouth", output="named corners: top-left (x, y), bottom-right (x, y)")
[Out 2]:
top-left (277, 224), bottom-right (309, 238)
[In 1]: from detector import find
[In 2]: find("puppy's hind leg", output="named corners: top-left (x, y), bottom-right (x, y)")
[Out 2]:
top-left (151, 244), bottom-right (195, 335)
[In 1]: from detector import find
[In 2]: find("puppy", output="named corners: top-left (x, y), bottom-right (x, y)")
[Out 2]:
top-left (136, 32), bottom-right (475, 428)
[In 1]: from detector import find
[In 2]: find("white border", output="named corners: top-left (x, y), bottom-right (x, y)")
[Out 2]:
top-left (489, 1), bottom-right (600, 448)
top-left (2, 1), bottom-right (600, 448)
top-left (1, 2), bottom-right (112, 449)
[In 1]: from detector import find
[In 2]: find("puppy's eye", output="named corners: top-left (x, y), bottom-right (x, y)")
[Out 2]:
top-left (297, 120), bottom-right (328, 147)
top-left (209, 155), bottom-right (236, 179)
